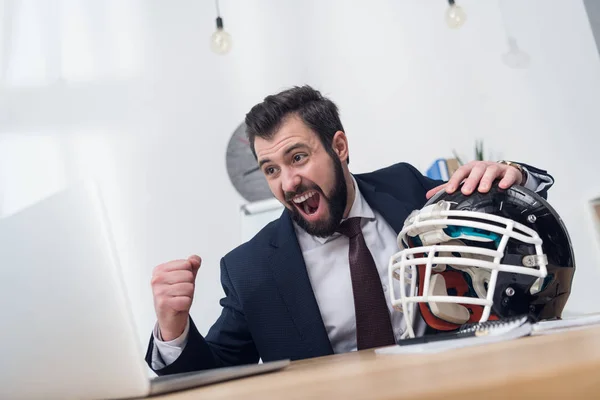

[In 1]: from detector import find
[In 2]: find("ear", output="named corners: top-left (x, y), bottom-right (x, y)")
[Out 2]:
top-left (331, 131), bottom-right (349, 163)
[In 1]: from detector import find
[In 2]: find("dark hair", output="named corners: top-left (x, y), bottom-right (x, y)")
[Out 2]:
top-left (245, 85), bottom-right (348, 163)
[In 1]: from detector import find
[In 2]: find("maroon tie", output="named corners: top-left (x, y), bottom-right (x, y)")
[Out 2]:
top-left (337, 217), bottom-right (396, 350)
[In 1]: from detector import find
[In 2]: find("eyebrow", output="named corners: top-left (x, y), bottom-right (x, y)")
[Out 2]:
top-left (258, 143), bottom-right (310, 168)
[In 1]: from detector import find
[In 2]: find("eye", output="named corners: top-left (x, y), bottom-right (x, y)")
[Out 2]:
top-left (292, 153), bottom-right (307, 163)
top-left (264, 166), bottom-right (279, 176)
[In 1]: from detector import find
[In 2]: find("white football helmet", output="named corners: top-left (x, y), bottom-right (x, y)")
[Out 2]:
top-left (388, 185), bottom-right (574, 338)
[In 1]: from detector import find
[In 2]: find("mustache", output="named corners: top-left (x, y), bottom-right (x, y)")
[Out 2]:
top-left (284, 183), bottom-right (323, 202)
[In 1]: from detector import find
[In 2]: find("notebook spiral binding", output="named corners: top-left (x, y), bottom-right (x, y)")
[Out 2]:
top-left (458, 315), bottom-right (533, 335)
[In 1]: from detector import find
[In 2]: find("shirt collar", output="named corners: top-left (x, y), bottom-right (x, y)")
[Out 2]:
top-left (293, 175), bottom-right (375, 245)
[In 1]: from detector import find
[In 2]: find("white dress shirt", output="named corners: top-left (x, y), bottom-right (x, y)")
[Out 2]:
top-left (152, 170), bottom-right (543, 368)
top-left (294, 176), bottom-right (415, 353)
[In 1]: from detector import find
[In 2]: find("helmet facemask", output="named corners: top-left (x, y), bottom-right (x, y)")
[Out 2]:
top-left (389, 199), bottom-right (549, 339)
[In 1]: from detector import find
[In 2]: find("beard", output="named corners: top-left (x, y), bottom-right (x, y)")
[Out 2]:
top-left (286, 155), bottom-right (348, 238)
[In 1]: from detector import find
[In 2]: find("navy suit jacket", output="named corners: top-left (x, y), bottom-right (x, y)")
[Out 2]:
top-left (146, 162), bottom-right (553, 375)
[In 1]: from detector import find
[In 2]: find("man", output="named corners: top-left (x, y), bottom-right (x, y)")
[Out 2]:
top-left (146, 86), bottom-right (553, 375)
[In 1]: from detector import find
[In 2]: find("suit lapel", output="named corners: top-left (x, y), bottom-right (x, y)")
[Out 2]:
top-left (267, 210), bottom-right (334, 357)
top-left (355, 176), bottom-right (416, 234)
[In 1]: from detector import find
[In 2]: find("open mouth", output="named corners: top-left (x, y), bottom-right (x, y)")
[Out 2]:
top-left (292, 190), bottom-right (322, 219)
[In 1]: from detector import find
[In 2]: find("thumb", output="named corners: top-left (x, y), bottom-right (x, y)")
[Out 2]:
top-left (188, 255), bottom-right (202, 279)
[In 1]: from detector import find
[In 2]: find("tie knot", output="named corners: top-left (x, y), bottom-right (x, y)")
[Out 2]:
top-left (337, 217), bottom-right (362, 238)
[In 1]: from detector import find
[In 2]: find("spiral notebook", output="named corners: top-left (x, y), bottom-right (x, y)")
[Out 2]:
top-left (376, 313), bottom-right (600, 355)
top-left (532, 313), bottom-right (600, 335)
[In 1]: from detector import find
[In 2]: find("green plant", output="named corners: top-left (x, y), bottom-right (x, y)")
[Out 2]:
top-left (453, 139), bottom-right (485, 166)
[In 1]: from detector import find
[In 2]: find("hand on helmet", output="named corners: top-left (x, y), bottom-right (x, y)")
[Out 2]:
top-left (426, 161), bottom-right (524, 200)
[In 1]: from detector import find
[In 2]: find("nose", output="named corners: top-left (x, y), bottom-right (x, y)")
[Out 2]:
top-left (281, 167), bottom-right (301, 195)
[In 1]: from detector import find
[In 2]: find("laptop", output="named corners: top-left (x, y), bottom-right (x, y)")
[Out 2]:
top-left (0, 182), bottom-right (289, 400)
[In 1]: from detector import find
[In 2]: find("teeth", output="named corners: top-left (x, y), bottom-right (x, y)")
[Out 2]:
top-left (293, 191), bottom-right (316, 204)
top-left (303, 202), bottom-right (310, 214)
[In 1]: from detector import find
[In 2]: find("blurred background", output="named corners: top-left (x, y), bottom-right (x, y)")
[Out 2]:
top-left (1, 0), bottom-right (599, 352)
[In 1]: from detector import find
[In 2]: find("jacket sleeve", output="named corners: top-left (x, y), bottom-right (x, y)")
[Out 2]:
top-left (514, 162), bottom-right (554, 199)
top-left (403, 162), bottom-right (445, 193)
top-left (145, 257), bottom-right (259, 375)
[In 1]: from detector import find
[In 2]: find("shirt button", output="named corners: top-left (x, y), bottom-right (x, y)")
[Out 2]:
top-left (382, 284), bottom-right (388, 292)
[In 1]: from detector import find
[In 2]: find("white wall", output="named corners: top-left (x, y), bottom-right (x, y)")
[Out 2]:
top-left (305, 0), bottom-right (600, 316)
top-left (1, 0), bottom-right (599, 351)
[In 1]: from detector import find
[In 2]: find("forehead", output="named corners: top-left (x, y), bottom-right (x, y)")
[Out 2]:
top-left (254, 116), bottom-right (320, 160)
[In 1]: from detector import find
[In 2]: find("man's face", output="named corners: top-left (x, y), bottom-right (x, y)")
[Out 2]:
top-left (254, 116), bottom-right (348, 237)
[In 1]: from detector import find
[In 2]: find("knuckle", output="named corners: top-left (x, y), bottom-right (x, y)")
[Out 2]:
top-left (152, 284), bottom-right (165, 298)
top-left (502, 164), bottom-right (514, 173)
top-left (475, 163), bottom-right (487, 171)
top-left (155, 296), bottom-right (166, 311)
top-left (173, 260), bottom-right (191, 271)
top-left (184, 270), bottom-right (194, 282)
top-left (485, 165), bottom-right (498, 174)
top-left (152, 264), bottom-right (163, 275)
top-left (180, 282), bottom-right (194, 294)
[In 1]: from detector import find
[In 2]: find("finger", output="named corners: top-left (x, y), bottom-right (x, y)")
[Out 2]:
top-left (188, 255), bottom-right (201, 267)
top-left (446, 164), bottom-right (473, 193)
top-left (166, 282), bottom-right (195, 298)
top-left (188, 255), bottom-right (202, 279)
top-left (461, 164), bottom-right (487, 195)
top-left (426, 184), bottom-right (447, 200)
top-left (498, 168), bottom-right (520, 189)
top-left (161, 270), bottom-right (195, 285)
top-left (477, 165), bottom-right (500, 193)
top-left (159, 259), bottom-right (193, 273)
top-left (152, 278), bottom-right (193, 298)
top-left (151, 270), bottom-right (191, 288)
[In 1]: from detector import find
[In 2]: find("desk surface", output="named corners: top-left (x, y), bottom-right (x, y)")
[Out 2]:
top-left (156, 326), bottom-right (600, 399)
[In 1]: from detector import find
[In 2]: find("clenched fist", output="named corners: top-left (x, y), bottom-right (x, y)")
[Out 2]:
top-left (151, 255), bottom-right (201, 341)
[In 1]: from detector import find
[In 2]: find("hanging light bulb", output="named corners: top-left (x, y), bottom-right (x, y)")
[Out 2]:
top-left (502, 37), bottom-right (531, 69)
top-left (446, 0), bottom-right (467, 29)
top-left (210, 0), bottom-right (232, 55)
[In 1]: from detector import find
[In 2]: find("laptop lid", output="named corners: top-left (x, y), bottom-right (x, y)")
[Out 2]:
top-left (0, 182), bottom-right (150, 400)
